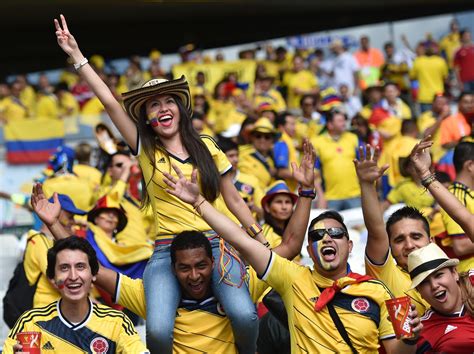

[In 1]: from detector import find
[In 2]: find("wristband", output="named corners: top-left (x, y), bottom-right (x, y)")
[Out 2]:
top-left (73, 57), bottom-right (88, 70)
top-left (246, 223), bottom-right (263, 238)
top-left (421, 173), bottom-right (436, 188)
top-left (401, 337), bottom-right (418, 346)
top-left (298, 186), bottom-right (316, 199)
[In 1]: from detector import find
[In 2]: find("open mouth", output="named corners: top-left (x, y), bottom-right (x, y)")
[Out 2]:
top-left (434, 290), bottom-right (447, 302)
top-left (320, 246), bottom-right (337, 262)
top-left (189, 282), bottom-right (204, 294)
top-left (66, 283), bottom-right (82, 293)
top-left (158, 114), bottom-right (173, 127)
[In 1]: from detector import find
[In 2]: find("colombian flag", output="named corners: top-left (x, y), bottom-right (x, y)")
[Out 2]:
top-left (5, 118), bottom-right (65, 164)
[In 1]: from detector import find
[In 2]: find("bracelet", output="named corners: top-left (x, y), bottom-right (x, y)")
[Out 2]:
top-left (421, 173), bottom-right (436, 188)
top-left (246, 223), bottom-right (263, 238)
top-left (401, 337), bottom-right (418, 346)
top-left (73, 57), bottom-right (88, 70)
top-left (193, 198), bottom-right (206, 216)
top-left (298, 186), bottom-right (316, 199)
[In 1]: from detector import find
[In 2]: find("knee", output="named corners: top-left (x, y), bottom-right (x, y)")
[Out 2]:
top-left (224, 303), bottom-right (259, 327)
top-left (146, 321), bottom-right (174, 345)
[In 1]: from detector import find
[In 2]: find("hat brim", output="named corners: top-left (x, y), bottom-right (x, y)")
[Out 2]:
top-left (410, 258), bottom-right (459, 289)
top-left (261, 191), bottom-right (298, 210)
top-left (87, 207), bottom-right (128, 233)
top-left (251, 127), bottom-right (277, 135)
top-left (122, 75), bottom-right (192, 124)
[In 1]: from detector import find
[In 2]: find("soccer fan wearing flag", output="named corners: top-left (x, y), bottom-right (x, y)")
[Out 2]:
top-left (162, 155), bottom-right (423, 353)
top-left (3, 237), bottom-right (148, 354)
top-left (355, 144), bottom-right (432, 316)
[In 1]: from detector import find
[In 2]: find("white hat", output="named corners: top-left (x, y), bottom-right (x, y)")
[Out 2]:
top-left (408, 243), bottom-right (459, 289)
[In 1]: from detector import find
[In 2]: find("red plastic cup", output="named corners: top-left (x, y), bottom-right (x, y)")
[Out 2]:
top-left (16, 331), bottom-right (41, 354)
top-left (385, 296), bottom-right (413, 339)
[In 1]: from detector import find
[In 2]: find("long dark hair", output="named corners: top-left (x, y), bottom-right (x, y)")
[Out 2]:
top-left (137, 96), bottom-right (220, 208)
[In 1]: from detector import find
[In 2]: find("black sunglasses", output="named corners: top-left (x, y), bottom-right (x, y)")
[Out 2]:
top-left (254, 133), bottom-right (273, 140)
top-left (308, 227), bottom-right (347, 242)
top-left (111, 162), bottom-right (124, 168)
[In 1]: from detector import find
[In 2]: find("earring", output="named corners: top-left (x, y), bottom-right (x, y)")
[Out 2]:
top-left (145, 120), bottom-right (150, 125)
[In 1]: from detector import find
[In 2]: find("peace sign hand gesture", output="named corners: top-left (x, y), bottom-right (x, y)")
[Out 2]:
top-left (54, 14), bottom-right (80, 57)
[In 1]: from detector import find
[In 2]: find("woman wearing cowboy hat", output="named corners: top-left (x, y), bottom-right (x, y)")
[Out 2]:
top-left (408, 243), bottom-right (474, 353)
top-left (54, 15), bottom-right (261, 353)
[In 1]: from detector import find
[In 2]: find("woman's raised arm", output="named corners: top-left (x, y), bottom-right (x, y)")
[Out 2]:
top-left (54, 14), bottom-right (138, 151)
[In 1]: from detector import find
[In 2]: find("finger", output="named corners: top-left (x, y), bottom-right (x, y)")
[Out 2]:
top-left (171, 163), bottom-right (185, 179)
top-left (54, 18), bottom-right (61, 31)
top-left (290, 162), bottom-right (297, 173)
top-left (60, 14), bottom-right (69, 33)
top-left (358, 146), bottom-right (365, 161)
top-left (53, 192), bottom-right (59, 205)
top-left (190, 169), bottom-right (198, 184)
top-left (165, 188), bottom-right (178, 197)
top-left (162, 176), bottom-right (176, 189)
top-left (380, 164), bottom-right (390, 175)
top-left (373, 146), bottom-right (381, 162)
top-left (162, 171), bottom-right (176, 184)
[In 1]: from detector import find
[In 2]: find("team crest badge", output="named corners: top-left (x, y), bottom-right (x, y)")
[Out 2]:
top-left (90, 337), bottom-right (109, 354)
top-left (241, 184), bottom-right (253, 194)
top-left (351, 297), bottom-right (370, 313)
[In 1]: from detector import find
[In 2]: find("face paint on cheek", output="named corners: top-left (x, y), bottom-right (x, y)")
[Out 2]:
top-left (147, 113), bottom-right (160, 127)
top-left (55, 279), bottom-right (65, 290)
top-left (312, 241), bottom-right (332, 270)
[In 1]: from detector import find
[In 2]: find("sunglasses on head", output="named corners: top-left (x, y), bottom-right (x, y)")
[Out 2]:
top-left (254, 133), bottom-right (273, 140)
top-left (308, 227), bottom-right (347, 242)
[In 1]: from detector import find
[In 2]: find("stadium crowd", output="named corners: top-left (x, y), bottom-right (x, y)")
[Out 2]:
top-left (0, 14), bottom-right (473, 353)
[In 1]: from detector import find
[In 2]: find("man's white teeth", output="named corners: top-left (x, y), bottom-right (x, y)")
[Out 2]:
top-left (321, 247), bottom-right (336, 256)
top-left (68, 284), bottom-right (81, 289)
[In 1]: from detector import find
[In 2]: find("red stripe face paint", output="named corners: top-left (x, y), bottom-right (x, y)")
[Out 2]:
top-left (56, 279), bottom-right (65, 290)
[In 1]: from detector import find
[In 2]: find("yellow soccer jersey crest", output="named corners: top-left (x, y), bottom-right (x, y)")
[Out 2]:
top-left (138, 135), bottom-right (232, 240)
top-left (3, 300), bottom-right (148, 354)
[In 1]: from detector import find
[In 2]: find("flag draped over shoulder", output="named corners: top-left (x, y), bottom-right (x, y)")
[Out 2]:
top-left (5, 118), bottom-right (65, 164)
top-left (86, 224), bottom-right (152, 279)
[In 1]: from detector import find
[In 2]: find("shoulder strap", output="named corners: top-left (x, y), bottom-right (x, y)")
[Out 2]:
top-left (327, 302), bottom-right (358, 354)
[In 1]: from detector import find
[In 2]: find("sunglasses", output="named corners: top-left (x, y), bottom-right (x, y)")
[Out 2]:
top-left (111, 162), bottom-right (124, 168)
top-left (254, 134), bottom-right (273, 140)
top-left (308, 227), bottom-right (347, 242)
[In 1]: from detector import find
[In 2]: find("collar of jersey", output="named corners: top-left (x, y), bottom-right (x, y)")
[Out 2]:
top-left (57, 298), bottom-right (93, 330)
top-left (432, 304), bottom-right (465, 318)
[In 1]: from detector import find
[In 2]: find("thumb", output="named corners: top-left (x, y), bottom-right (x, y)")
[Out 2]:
top-left (290, 162), bottom-right (297, 173)
top-left (53, 192), bottom-right (60, 205)
top-left (380, 164), bottom-right (390, 175)
top-left (191, 169), bottom-right (198, 184)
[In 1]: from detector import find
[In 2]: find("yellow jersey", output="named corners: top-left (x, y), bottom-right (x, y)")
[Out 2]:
top-left (440, 182), bottom-right (474, 273)
top-left (386, 179), bottom-right (435, 210)
top-left (439, 32), bottom-right (461, 68)
top-left (262, 253), bottom-right (396, 353)
top-left (238, 149), bottom-right (275, 190)
top-left (233, 170), bottom-right (264, 209)
top-left (0, 96), bottom-right (28, 122)
top-left (73, 164), bottom-right (102, 195)
top-left (59, 91), bottom-right (80, 118)
top-left (36, 94), bottom-right (59, 120)
top-left (23, 231), bottom-right (59, 308)
top-left (365, 250), bottom-right (430, 316)
top-left (138, 135), bottom-right (233, 240)
top-left (295, 117), bottom-right (323, 149)
top-left (3, 300), bottom-right (148, 354)
top-left (115, 269), bottom-right (268, 354)
top-left (253, 88), bottom-right (287, 113)
top-left (312, 131), bottom-right (361, 200)
top-left (42, 174), bottom-right (95, 212)
top-left (283, 70), bottom-right (318, 110)
top-left (19, 85), bottom-right (36, 115)
top-left (410, 56), bottom-right (448, 104)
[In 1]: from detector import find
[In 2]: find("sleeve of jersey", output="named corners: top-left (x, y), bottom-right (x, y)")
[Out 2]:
top-left (202, 135), bottom-right (232, 175)
top-left (116, 315), bottom-right (150, 354)
top-left (115, 274), bottom-right (147, 319)
top-left (259, 252), bottom-right (299, 295)
top-left (364, 251), bottom-right (397, 288)
top-left (273, 141), bottom-right (290, 168)
top-left (247, 267), bottom-right (271, 302)
top-left (441, 201), bottom-right (466, 237)
top-left (23, 236), bottom-right (49, 285)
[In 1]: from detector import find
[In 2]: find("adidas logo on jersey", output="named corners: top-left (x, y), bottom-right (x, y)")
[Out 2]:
top-left (444, 324), bottom-right (458, 334)
top-left (42, 341), bottom-right (55, 350)
top-left (158, 157), bottom-right (166, 163)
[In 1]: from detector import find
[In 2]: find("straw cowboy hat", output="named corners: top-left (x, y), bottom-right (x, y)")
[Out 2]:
top-left (122, 75), bottom-right (192, 123)
top-left (251, 117), bottom-right (277, 135)
top-left (408, 243), bottom-right (459, 289)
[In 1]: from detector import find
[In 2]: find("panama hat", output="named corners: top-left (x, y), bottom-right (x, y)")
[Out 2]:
top-left (261, 181), bottom-right (298, 210)
top-left (87, 194), bottom-right (128, 233)
top-left (122, 75), bottom-right (192, 124)
top-left (408, 243), bottom-right (459, 289)
top-left (251, 117), bottom-right (277, 135)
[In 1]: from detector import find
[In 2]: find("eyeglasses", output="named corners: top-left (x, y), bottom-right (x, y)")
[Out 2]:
top-left (308, 227), bottom-right (347, 242)
top-left (111, 162), bottom-right (124, 168)
top-left (254, 134), bottom-right (273, 141)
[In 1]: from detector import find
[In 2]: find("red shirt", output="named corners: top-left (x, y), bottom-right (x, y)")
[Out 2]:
top-left (454, 44), bottom-right (474, 82)
top-left (416, 307), bottom-right (474, 353)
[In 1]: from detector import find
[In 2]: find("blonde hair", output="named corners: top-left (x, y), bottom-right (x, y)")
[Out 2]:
top-left (459, 271), bottom-right (474, 317)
